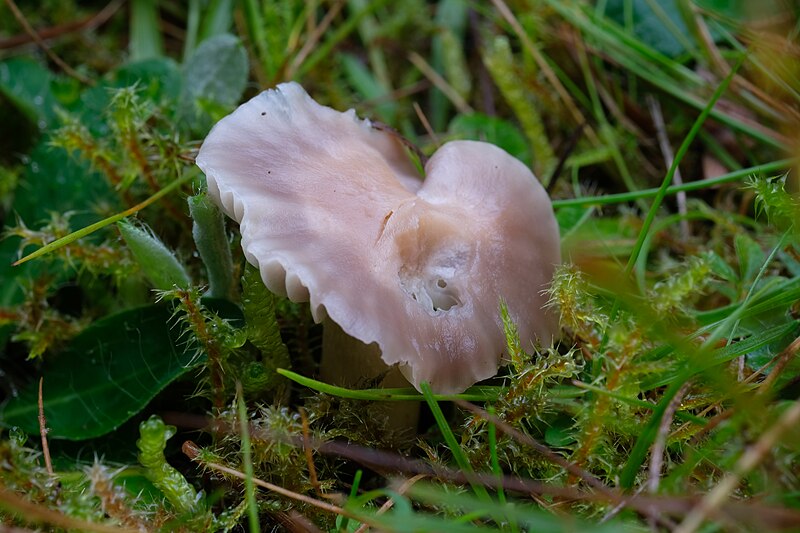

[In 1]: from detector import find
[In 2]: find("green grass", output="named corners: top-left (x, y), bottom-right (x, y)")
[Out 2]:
top-left (0, 0), bottom-right (799, 531)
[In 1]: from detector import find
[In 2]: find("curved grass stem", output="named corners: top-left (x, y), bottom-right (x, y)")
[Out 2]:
top-left (12, 173), bottom-right (195, 267)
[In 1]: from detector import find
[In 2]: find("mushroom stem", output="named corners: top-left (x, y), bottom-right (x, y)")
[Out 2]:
top-left (321, 319), bottom-right (420, 439)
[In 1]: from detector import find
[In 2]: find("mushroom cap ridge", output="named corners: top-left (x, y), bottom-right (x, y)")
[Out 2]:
top-left (196, 82), bottom-right (560, 393)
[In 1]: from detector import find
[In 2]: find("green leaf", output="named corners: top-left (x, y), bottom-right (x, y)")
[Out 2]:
top-left (0, 304), bottom-right (204, 440)
top-left (448, 113), bottom-right (531, 167)
top-left (0, 58), bottom-right (57, 128)
top-left (0, 59), bottom-right (55, 163)
top-left (118, 220), bottom-right (191, 290)
top-left (604, 0), bottom-right (695, 58)
top-left (110, 59), bottom-right (182, 105)
top-left (705, 250), bottom-right (738, 282)
top-left (544, 424), bottom-right (576, 448)
top-left (178, 34), bottom-right (248, 133)
top-left (555, 205), bottom-right (595, 236)
top-left (73, 58), bottom-right (180, 136)
top-left (11, 140), bottom-right (118, 229)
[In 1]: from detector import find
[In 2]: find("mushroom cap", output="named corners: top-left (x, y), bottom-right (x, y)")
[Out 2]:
top-left (196, 82), bottom-right (560, 394)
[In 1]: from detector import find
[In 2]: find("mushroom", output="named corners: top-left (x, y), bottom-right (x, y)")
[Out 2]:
top-left (196, 82), bottom-right (560, 395)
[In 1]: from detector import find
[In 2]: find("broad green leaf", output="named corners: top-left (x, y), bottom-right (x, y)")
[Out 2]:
top-left (0, 58), bottom-right (57, 129)
top-left (746, 336), bottom-right (800, 389)
top-left (11, 140), bottom-right (117, 229)
top-left (0, 304), bottom-right (203, 440)
top-left (555, 205), bottom-right (594, 235)
top-left (178, 34), bottom-right (248, 133)
top-left (705, 250), bottom-right (738, 282)
top-left (544, 423), bottom-right (576, 448)
top-left (111, 59), bottom-right (182, 105)
top-left (0, 59), bottom-right (55, 161)
top-left (604, 0), bottom-right (695, 58)
top-left (448, 113), bottom-right (531, 166)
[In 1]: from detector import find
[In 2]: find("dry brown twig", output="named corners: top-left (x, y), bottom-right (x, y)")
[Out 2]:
top-left (672, 335), bottom-right (800, 442)
top-left (37, 377), bottom-right (54, 477)
top-left (279, 510), bottom-right (324, 533)
top-left (299, 407), bottom-right (323, 498)
top-left (412, 101), bottom-right (440, 148)
top-left (757, 335), bottom-right (800, 395)
top-left (3, 0), bottom-right (94, 85)
top-left (453, 399), bottom-right (613, 496)
top-left (164, 410), bottom-right (800, 530)
top-left (647, 382), bottom-right (691, 495)
top-left (0, 486), bottom-right (138, 533)
top-left (647, 95), bottom-right (689, 241)
top-left (490, 0), bottom-right (599, 145)
top-left (286, 0), bottom-right (346, 79)
top-left (181, 440), bottom-right (376, 527)
top-left (408, 51), bottom-right (473, 115)
top-left (0, 0), bottom-right (123, 50)
top-left (675, 396), bottom-right (800, 533)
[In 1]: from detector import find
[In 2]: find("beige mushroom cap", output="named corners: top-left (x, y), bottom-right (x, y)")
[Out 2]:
top-left (196, 82), bottom-right (560, 394)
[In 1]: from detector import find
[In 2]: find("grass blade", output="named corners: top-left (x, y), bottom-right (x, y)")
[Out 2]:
top-left (12, 172), bottom-right (194, 266)
top-left (277, 369), bottom-right (501, 402)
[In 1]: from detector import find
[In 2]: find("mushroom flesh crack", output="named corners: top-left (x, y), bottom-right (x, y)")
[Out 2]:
top-left (196, 82), bottom-right (561, 394)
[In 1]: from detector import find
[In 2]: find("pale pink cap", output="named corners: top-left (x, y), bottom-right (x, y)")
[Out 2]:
top-left (196, 82), bottom-right (560, 393)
